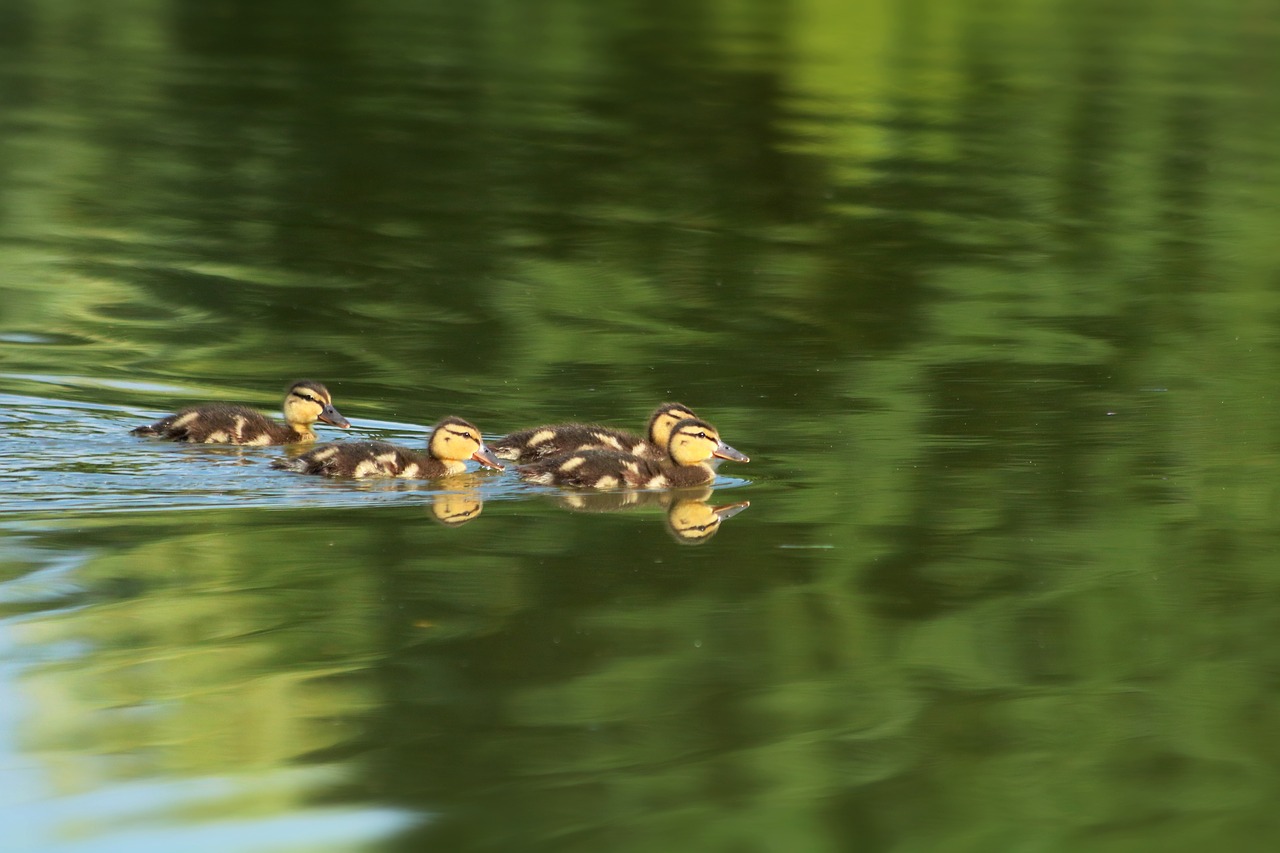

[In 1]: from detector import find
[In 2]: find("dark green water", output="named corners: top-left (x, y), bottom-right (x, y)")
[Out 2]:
top-left (3, 0), bottom-right (1280, 850)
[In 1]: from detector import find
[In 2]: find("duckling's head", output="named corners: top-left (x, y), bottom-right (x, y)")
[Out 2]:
top-left (429, 416), bottom-right (505, 470)
top-left (667, 418), bottom-right (749, 466)
top-left (283, 380), bottom-right (350, 428)
top-left (647, 402), bottom-right (700, 448)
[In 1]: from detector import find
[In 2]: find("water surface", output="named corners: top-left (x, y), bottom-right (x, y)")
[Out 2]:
top-left (3, 0), bottom-right (1280, 850)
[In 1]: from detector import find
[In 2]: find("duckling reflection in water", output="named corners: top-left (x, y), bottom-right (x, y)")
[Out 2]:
top-left (665, 497), bottom-right (749, 544)
top-left (429, 492), bottom-right (485, 527)
top-left (491, 402), bottom-right (701, 463)
top-left (131, 380), bottom-right (349, 445)
top-left (554, 487), bottom-right (750, 544)
top-left (516, 418), bottom-right (747, 490)
top-left (271, 416), bottom-right (504, 479)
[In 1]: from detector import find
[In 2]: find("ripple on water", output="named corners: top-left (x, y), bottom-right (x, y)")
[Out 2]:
top-left (0, 332), bottom-right (96, 346)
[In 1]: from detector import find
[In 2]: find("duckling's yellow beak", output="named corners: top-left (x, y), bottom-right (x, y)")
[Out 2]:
top-left (471, 445), bottom-right (505, 470)
top-left (712, 500), bottom-right (750, 519)
top-left (713, 441), bottom-right (749, 463)
top-left (319, 403), bottom-right (350, 429)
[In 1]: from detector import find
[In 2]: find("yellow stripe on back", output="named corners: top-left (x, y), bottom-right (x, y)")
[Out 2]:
top-left (352, 459), bottom-right (381, 479)
top-left (527, 429), bottom-right (556, 446)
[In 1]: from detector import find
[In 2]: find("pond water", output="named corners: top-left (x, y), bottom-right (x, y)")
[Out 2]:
top-left (3, 0), bottom-right (1280, 850)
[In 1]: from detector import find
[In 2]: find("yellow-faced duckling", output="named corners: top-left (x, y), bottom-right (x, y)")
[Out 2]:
top-left (490, 402), bottom-right (699, 463)
top-left (131, 380), bottom-right (349, 445)
top-left (271, 416), bottom-right (504, 479)
top-left (516, 418), bottom-right (747, 490)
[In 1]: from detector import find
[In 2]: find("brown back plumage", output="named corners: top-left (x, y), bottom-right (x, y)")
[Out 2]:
top-left (491, 402), bottom-right (699, 462)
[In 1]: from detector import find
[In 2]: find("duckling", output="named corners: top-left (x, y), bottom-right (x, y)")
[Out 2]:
top-left (490, 402), bottom-right (699, 463)
top-left (516, 418), bottom-right (747, 490)
top-left (131, 380), bottom-right (349, 445)
top-left (271, 416), bottom-right (504, 479)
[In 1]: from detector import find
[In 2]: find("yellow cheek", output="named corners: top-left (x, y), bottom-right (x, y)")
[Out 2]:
top-left (287, 401), bottom-right (319, 422)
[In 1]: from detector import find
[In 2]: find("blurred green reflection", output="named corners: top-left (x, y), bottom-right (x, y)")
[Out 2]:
top-left (2, 0), bottom-right (1280, 851)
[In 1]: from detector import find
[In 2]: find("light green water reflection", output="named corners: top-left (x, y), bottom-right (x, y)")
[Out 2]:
top-left (3, 0), bottom-right (1280, 850)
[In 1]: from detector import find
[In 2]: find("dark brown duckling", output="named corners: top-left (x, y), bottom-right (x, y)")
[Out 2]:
top-left (490, 402), bottom-right (699, 463)
top-left (131, 380), bottom-right (349, 445)
top-left (516, 418), bottom-right (747, 490)
top-left (271, 416), bottom-right (504, 479)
